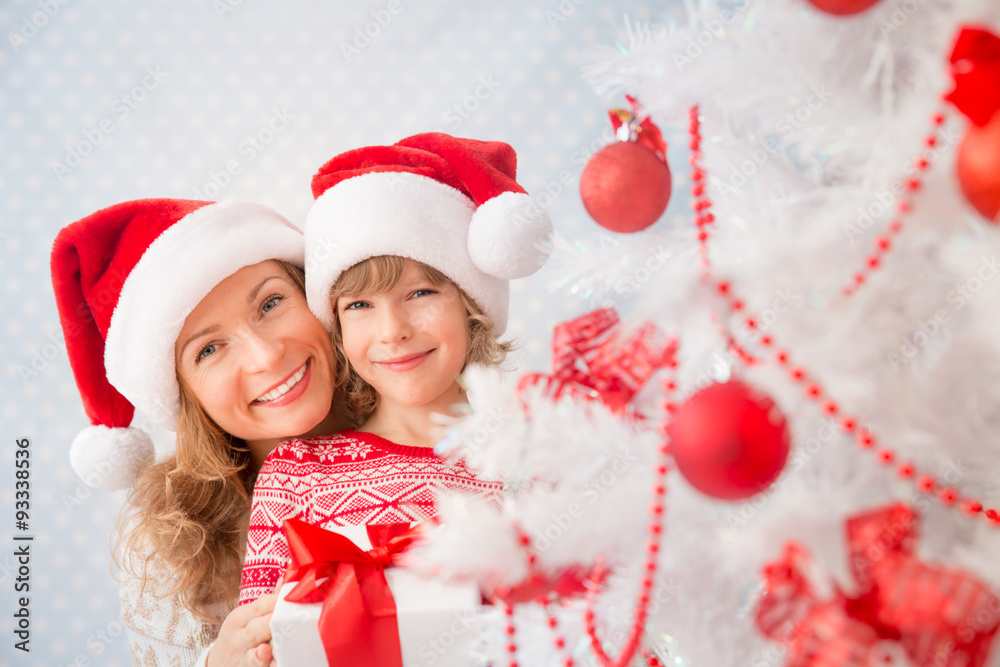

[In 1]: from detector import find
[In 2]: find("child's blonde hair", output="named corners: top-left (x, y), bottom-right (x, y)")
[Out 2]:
top-left (329, 255), bottom-right (513, 421)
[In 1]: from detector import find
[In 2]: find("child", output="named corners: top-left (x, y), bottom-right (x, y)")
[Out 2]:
top-left (239, 133), bottom-right (552, 603)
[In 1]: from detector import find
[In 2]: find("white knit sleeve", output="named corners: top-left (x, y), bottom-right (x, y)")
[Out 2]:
top-left (118, 542), bottom-right (223, 667)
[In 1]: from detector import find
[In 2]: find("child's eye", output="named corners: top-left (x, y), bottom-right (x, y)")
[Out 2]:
top-left (343, 300), bottom-right (371, 311)
top-left (195, 343), bottom-right (217, 364)
top-left (411, 288), bottom-right (437, 298)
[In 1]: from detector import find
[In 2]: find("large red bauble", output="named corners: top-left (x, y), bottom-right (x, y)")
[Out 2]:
top-left (669, 380), bottom-right (790, 500)
top-left (805, 0), bottom-right (881, 16)
top-left (957, 114), bottom-right (1000, 223)
top-left (579, 141), bottom-right (671, 233)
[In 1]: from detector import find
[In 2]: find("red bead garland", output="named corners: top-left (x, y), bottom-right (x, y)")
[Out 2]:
top-left (683, 103), bottom-right (998, 527)
top-left (583, 372), bottom-right (676, 667)
top-left (736, 301), bottom-right (998, 524)
top-left (842, 109), bottom-right (949, 297)
top-left (689, 106), bottom-right (715, 273)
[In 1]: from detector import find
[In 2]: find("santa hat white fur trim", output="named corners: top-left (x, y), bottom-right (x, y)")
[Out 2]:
top-left (305, 171), bottom-right (510, 333)
top-left (104, 200), bottom-right (304, 431)
top-left (467, 191), bottom-right (552, 280)
top-left (70, 425), bottom-right (155, 491)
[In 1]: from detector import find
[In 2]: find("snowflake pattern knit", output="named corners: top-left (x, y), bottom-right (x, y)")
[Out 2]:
top-left (240, 430), bottom-right (504, 605)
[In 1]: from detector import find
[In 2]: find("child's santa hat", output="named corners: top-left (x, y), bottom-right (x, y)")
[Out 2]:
top-left (50, 199), bottom-right (304, 491)
top-left (304, 132), bottom-right (553, 333)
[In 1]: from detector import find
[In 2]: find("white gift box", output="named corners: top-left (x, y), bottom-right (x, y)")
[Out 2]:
top-left (270, 524), bottom-right (482, 667)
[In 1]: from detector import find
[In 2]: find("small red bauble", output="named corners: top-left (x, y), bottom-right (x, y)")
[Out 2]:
top-left (669, 380), bottom-right (790, 500)
top-left (805, 0), bottom-right (882, 15)
top-left (957, 113), bottom-right (1000, 223)
top-left (580, 141), bottom-right (672, 233)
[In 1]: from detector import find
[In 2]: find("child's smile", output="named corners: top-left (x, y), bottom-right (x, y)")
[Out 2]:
top-left (338, 259), bottom-right (469, 411)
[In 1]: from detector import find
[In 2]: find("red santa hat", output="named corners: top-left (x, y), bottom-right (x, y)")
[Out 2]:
top-left (50, 199), bottom-right (304, 491)
top-left (304, 132), bottom-right (553, 332)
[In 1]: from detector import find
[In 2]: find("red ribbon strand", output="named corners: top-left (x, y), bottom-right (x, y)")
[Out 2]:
top-left (518, 308), bottom-right (676, 417)
top-left (756, 504), bottom-right (1000, 667)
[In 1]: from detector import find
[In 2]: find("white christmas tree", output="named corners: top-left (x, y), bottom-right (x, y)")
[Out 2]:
top-left (413, 1), bottom-right (1000, 665)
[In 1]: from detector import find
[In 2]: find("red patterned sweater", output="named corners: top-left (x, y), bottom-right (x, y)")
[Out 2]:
top-left (239, 430), bottom-right (504, 604)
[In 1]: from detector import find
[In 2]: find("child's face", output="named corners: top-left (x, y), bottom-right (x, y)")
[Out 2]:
top-left (337, 260), bottom-right (469, 410)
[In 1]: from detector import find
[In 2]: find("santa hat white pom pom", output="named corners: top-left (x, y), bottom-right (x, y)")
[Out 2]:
top-left (70, 425), bottom-right (155, 492)
top-left (468, 191), bottom-right (553, 280)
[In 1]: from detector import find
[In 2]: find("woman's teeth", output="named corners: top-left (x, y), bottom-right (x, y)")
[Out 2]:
top-left (255, 362), bottom-right (308, 403)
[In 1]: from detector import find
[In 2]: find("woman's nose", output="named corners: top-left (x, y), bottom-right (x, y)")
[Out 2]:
top-left (242, 327), bottom-right (285, 372)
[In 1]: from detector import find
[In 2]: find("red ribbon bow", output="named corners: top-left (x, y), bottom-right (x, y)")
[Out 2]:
top-left (282, 519), bottom-right (422, 667)
top-left (609, 95), bottom-right (668, 161)
top-left (517, 308), bottom-right (676, 417)
top-left (945, 25), bottom-right (1000, 127)
top-left (755, 504), bottom-right (1000, 667)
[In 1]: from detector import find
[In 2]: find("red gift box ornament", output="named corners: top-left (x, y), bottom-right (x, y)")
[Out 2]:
top-left (517, 308), bottom-right (677, 418)
top-left (755, 504), bottom-right (1000, 667)
top-left (282, 519), bottom-right (422, 667)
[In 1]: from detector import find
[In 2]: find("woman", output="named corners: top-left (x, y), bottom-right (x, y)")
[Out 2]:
top-left (51, 198), bottom-right (349, 667)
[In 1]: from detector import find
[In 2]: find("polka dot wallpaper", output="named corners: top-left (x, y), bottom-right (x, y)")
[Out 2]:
top-left (0, 1), bottom-right (679, 664)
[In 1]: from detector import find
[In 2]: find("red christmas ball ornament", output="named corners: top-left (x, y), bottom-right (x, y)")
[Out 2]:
top-left (669, 380), bottom-right (790, 500)
top-left (957, 113), bottom-right (1000, 223)
top-left (805, 0), bottom-right (882, 16)
top-left (580, 142), bottom-right (672, 233)
top-left (580, 96), bottom-right (672, 233)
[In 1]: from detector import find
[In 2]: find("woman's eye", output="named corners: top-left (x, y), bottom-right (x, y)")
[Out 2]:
top-left (344, 300), bottom-right (370, 311)
top-left (195, 343), bottom-right (217, 363)
top-left (261, 294), bottom-right (284, 314)
top-left (412, 289), bottom-right (437, 298)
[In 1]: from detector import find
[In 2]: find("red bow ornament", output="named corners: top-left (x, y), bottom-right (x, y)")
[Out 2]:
top-left (282, 519), bottom-right (421, 667)
top-left (945, 25), bottom-right (1000, 126)
top-left (609, 94), bottom-right (668, 162)
top-left (517, 308), bottom-right (676, 417)
top-left (756, 504), bottom-right (1000, 667)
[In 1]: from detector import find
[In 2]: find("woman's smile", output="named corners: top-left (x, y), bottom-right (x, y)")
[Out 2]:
top-left (252, 359), bottom-right (312, 406)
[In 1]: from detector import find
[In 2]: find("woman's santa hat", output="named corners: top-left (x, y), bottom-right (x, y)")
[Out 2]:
top-left (50, 199), bottom-right (304, 491)
top-left (304, 132), bottom-right (553, 332)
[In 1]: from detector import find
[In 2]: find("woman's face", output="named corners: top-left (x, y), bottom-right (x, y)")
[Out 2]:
top-left (175, 260), bottom-right (336, 446)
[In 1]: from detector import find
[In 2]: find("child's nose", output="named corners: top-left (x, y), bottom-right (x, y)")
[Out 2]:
top-left (377, 303), bottom-right (413, 343)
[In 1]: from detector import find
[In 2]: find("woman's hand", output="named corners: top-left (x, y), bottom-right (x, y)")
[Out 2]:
top-left (206, 593), bottom-right (278, 667)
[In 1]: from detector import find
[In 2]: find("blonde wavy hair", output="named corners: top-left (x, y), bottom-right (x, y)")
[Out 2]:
top-left (329, 255), bottom-right (513, 422)
top-left (114, 260), bottom-right (309, 623)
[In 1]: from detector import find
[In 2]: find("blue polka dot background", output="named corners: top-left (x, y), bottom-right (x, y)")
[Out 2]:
top-left (0, 1), bottom-right (689, 664)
